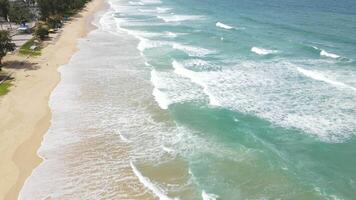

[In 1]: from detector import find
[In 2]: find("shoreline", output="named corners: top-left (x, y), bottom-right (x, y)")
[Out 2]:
top-left (0, 0), bottom-right (106, 199)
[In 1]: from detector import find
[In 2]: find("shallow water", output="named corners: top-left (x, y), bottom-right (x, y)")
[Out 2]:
top-left (21, 0), bottom-right (356, 199)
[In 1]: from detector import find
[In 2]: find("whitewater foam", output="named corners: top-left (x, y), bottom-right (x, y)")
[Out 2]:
top-left (119, 132), bottom-right (131, 142)
top-left (320, 50), bottom-right (340, 59)
top-left (172, 43), bottom-right (216, 57)
top-left (156, 7), bottom-right (172, 13)
top-left (157, 15), bottom-right (204, 22)
top-left (141, 0), bottom-right (162, 4)
top-left (129, 1), bottom-right (144, 5)
top-left (216, 22), bottom-right (233, 30)
top-left (312, 46), bottom-right (341, 59)
top-left (178, 60), bottom-right (356, 142)
top-left (162, 145), bottom-right (175, 153)
top-left (172, 60), bottom-right (220, 106)
top-left (130, 162), bottom-right (174, 200)
top-left (151, 70), bottom-right (171, 109)
top-left (202, 190), bottom-right (219, 200)
top-left (165, 31), bottom-right (178, 38)
top-left (251, 47), bottom-right (278, 55)
top-left (297, 67), bottom-right (356, 92)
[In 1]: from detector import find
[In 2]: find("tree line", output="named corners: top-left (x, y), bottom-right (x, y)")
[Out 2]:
top-left (0, 0), bottom-right (91, 24)
top-left (0, 0), bottom-right (92, 68)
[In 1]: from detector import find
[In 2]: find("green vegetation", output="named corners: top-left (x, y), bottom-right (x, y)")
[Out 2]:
top-left (36, 0), bottom-right (91, 20)
top-left (19, 38), bottom-right (41, 56)
top-left (34, 23), bottom-right (49, 40)
top-left (0, 0), bottom-right (10, 21)
top-left (0, 80), bottom-right (11, 96)
top-left (47, 16), bottom-right (63, 29)
top-left (8, 0), bottom-right (35, 24)
top-left (0, 31), bottom-right (16, 69)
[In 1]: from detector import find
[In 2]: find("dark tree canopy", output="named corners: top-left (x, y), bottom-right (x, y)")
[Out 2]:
top-left (0, 0), bottom-right (10, 21)
top-left (8, 0), bottom-right (34, 24)
top-left (36, 0), bottom-right (91, 20)
top-left (0, 30), bottom-right (15, 67)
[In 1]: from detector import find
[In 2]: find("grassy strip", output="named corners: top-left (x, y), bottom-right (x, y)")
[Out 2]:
top-left (19, 38), bottom-right (42, 56)
top-left (0, 80), bottom-right (12, 96)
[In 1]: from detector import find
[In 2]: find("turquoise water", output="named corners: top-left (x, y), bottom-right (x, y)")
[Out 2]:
top-left (112, 0), bottom-right (356, 199)
top-left (20, 0), bottom-right (356, 199)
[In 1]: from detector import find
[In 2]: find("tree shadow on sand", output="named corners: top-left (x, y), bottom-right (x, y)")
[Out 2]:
top-left (0, 74), bottom-right (14, 82)
top-left (2, 60), bottom-right (40, 71)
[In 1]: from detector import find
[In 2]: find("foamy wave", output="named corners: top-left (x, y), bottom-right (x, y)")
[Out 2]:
top-left (151, 70), bottom-right (171, 109)
top-left (137, 37), bottom-right (166, 52)
top-left (183, 59), bottom-right (220, 71)
top-left (129, 1), bottom-right (144, 5)
top-left (130, 162), bottom-right (174, 200)
top-left (172, 60), bottom-right (220, 106)
top-left (138, 7), bottom-right (171, 13)
top-left (141, 0), bottom-right (162, 4)
top-left (138, 8), bottom-right (157, 13)
top-left (156, 7), bottom-right (172, 13)
top-left (119, 133), bottom-right (131, 142)
top-left (312, 46), bottom-right (341, 59)
top-left (202, 190), bottom-right (219, 200)
top-left (320, 50), bottom-right (340, 59)
top-left (157, 15), bottom-right (204, 22)
top-left (165, 31), bottom-right (178, 38)
top-left (135, 38), bottom-right (214, 57)
top-left (162, 145), bottom-right (175, 153)
top-left (172, 43), bottom-right (216, 57)
top-left (183, 60), bottom-right (356, 142)
top-left (216, 22), bottom-right (233, 30)
top-left (251, 47), bottom-right (278, 55)
top-left (297, 67), bottom-right (356, 92)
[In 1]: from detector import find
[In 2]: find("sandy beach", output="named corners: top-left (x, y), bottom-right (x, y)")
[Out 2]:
top-left (0, 0), bottom-right (105, 199)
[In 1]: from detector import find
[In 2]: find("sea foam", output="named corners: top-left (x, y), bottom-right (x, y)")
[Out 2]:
top-left (151, 70), bottom-right (171, 109)
top-left (130, 162), bottom-right (174, 200)
top-left (129, 1), bottom-right (144, 5)
top-left (216, 22), bottom-right (234, 30)
top-left (156, 7), bottom-right (172, 13)
top-left (312, 46), bottom-right (341, 59)
top-left (297, 67), bottom-right (356, 92)
top-left (251, 47), bottom-right (278, 55)
top-left (320, 50), bottom-right (340, 59)
top-left (141, 0), bottom-right (162, 4)
top-left (157, 15), bottom-right (204, 22)
top-left (172, 43), bottom-right (216, 57)
top-left (172, 60), bottom-right (220, 106)
top-left (202, 190), bottom-right (219, 200)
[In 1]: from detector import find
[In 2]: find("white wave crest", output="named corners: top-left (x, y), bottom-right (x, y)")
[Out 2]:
top-left (172, 60), bottom-right (220, 106)
top-left (172, 43), bottom-right (216, 57)
top-left (151, 70), bottom-right (171, 109)
top-left (251, 47), bottom-right (278, 55)
top-left (130, 162), bottom-right (174, 200)
top-left (297, 67), bottom-right (356, 92)
top-left (165, 31), bottom-right (178, 38)
top-left (216, 22), bottom-right (233, 30)
top-left (312, 46), bottom-right (341, 59)
top-left (129, 1), bottom-right (144, 5)
top-left (161, 145), bottom-right (175, 153)
top-left (202, 190), bottom-right (219, 200)
top-left (157, 15), bottom-right (204, 22)
top-left (156, 7), bottom-right (172, 13)
top-left (141, 0), bottom-right (162, 4)
top-left (137, 37), bottom-right (162, 52)
top-left (320, 50), bottom-right (340, 59)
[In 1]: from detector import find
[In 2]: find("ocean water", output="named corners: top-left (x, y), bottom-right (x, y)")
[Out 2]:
top-left (20, 0), bottom-right (356, 199)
